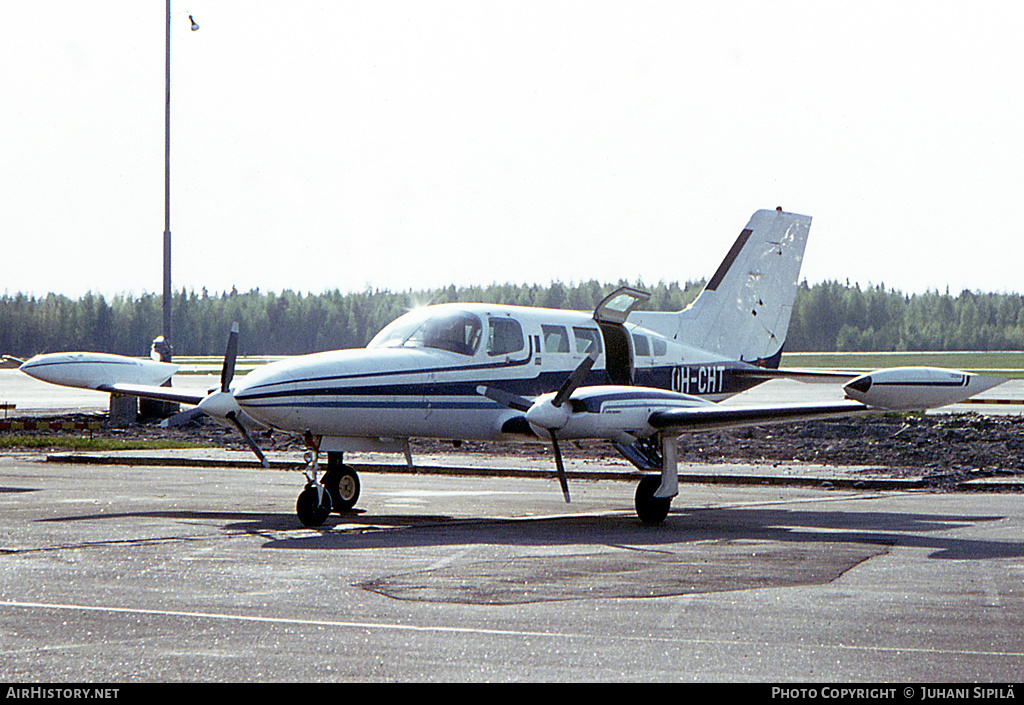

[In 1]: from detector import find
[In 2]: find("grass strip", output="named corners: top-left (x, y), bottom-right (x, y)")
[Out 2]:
top-left (0, 435), bottom-right (209, 452)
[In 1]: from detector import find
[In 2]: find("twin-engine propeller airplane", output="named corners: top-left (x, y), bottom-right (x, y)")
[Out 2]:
top-left (19, 208), bottom-right (1006, 526)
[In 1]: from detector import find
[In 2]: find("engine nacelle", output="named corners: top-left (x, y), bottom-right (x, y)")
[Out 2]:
top-left (843, 366), bottom-right (1006, 411)
top-left (19, 352), bottom-right (179, 390)
top-left (534, 385), bottom-right (709, 442)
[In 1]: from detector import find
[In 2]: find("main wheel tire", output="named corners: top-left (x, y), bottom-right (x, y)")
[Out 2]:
top-left (635, 475), bottom-right (671, 525)
top-left (326, 465), bottom-right (360, 512)
top-left (296, 485), bottom-right (333, 527)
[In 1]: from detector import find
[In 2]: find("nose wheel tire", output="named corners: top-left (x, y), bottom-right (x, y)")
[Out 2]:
top-left (635, 475), bottom-right (672, 525)
top-left (324, 464), bottom-right (360, 513)
top-left (296, 485), bottom-right (333, 527)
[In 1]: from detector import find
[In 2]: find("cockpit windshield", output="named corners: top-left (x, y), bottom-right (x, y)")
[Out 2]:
top-left (368, 309), bottom-right (483, 356)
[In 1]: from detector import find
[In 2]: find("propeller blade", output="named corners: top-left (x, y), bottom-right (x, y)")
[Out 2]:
top-left (159, 406), bottom-right (206, 429)
top-left (476, 385), bottom-right (532, 413)
top-left (548, 430), bottom-right (571, 503)
top-left (220, 322), bottom-right (240, 393)
top-left (552, 350), bottom-right (597, 408)
top-left (226, 410), bottom-right (269, 468)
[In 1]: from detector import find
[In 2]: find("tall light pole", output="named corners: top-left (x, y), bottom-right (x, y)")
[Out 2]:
top-left (118, 5), bottom-right (195, 424)
top-left (159, 5), bottom-right (198, 364)
top-left (161, 0), bottom-right (172, 362)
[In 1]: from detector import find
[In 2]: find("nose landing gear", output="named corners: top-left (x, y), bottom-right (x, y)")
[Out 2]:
top-left (295, 435), bottom-right (362, 527)
top-left (296, 447), bottom-right (332, 527)
top-left (296, 482), bottom-right (332, 527)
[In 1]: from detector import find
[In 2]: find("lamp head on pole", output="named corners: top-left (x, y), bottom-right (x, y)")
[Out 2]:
top-left (189, 15), bottom-right (200, 31)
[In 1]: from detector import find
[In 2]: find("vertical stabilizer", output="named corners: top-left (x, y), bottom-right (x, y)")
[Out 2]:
top-left (633, 208), bottom-right (811, 366)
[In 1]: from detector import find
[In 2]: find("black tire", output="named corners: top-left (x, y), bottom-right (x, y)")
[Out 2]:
top-left (296, 485), bottom-right (333, 527)
top-left (635, 475), bottom-right (671, 525)
top-left (325, 465), bottom-right (360, 512)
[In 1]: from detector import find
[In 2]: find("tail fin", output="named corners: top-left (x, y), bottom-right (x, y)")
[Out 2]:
top-left (634, 208), bottom-right (811, 366)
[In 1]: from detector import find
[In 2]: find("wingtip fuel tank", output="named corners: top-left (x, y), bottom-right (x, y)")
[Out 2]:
top-left (843, 367), bottom-right (1007, 411)
top-left (19, 352), bottom-right (179, 390)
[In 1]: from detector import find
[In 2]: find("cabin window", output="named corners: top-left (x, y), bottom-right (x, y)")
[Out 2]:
top-left (488, 317), bottom-right (525, 356)
top-left (541, 324), bottom-right (570, 353)
top-left (572, 327), bottom-right (603, 355)
top-left (368, 309), bottom-right (482, 356)
top-left (632, 333), bottom-right (650, 357)
top-left (652, 338), bottom-right (667, 356)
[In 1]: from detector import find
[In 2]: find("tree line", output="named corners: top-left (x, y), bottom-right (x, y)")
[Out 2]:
top-left (786, 281), bottom-right (1024, 352)
top-left (2, 280), bottom-right (1023, 358)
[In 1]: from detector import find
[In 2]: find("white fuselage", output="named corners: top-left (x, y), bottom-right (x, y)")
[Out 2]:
top-left (230, 302), bottom-right (750, 448)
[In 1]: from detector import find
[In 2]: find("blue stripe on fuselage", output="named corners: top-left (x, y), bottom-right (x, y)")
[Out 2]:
top-left (234, 362), bottom-right (765, 409)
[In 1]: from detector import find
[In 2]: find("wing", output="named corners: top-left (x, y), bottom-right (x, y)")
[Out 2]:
top-left (646, 366), bottom-right (1005, 433)
top-left (733, 366), bottom-right (860, 383)
top-left (490, 366), bottom-right (1007, 445)
top-left (17, 327), bottom-right (269, 465)
top-left (648, 400), bottom-right (871, 433)
top-left (97, 382), bottom-right (207, 406)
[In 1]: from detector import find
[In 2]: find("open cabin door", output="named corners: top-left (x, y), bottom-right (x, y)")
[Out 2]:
top-left (593, 286), bottom-right (650, 385)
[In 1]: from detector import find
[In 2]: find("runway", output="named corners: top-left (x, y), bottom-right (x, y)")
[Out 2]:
top-left (2, 457), bottom-right (1022, 682)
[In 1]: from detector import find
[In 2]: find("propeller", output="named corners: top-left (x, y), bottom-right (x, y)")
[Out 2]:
top-left (198, 323), bottom-right (269, 468)
top-left (477, 351), bottom-right (597, 503)
top-left (226, 410), bottom-right (269, 468)
top-left (220, 322), bottom-right (239, 393)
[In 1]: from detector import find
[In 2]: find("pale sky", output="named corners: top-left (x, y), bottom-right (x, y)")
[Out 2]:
top-left (3, 1), bottom-right (1022, 300)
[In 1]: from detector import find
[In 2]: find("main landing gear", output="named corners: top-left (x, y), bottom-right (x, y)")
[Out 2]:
top-left (634, 476), bottom-right (672, 525)
top-left (295, 442), bottom-right (361, 527)
top-left (626, 433), bottom-right (679, 525)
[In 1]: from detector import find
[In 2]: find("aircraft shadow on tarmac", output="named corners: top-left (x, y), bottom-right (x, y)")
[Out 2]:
top-left (35, 504), bottom-right (1024, 603)
top-left (40, 502), bottom-right (1020, 561)
top-left (34, 495), bottom-right (1022, 563)
top-left (0, 486), bottom-right (38, 494)
top-left (250, 506), bottom-right (1024, 561)
top-left (272, 507), bottom-right (1024, 604)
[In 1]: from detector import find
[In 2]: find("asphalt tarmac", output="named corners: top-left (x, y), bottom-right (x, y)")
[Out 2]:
top-left (2, 455), bottom-right (1023, 682)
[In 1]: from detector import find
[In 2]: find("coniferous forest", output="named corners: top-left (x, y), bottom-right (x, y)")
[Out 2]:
top-left (2, 279), bottom-right (1024, 358)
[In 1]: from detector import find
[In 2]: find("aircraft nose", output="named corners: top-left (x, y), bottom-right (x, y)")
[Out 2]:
top-left (229, 360), bottom-right (301, 430)
top-left (230, 371), bottom-right (266, 413)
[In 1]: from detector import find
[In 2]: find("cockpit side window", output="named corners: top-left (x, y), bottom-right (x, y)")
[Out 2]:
top-left (572, 327), bottom-right (603, 355)
top-left (487, 317), bottom-right (525, 356)
top-left (410, 311), bottom-right (482, 355)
